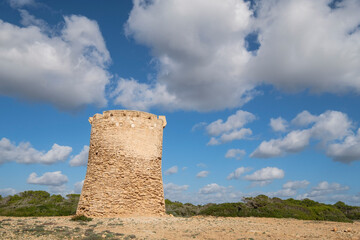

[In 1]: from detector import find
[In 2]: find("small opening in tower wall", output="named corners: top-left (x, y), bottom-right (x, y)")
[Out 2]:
top-left (148, 116), bottom-right (152, 120)
top-left (110, 113), bottom-right (113, 117)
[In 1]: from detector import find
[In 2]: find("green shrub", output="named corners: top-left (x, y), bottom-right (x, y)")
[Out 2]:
top-left (71, 215), bottom-right (92, 222)
top-left (165, 199), bottom-right (200, 217)
top-left (334, 201), bottom-right (360, 220)
top-left (243, 195), bottom-right (270, 208)
top-left (199, 203), bottom-right (244, 217)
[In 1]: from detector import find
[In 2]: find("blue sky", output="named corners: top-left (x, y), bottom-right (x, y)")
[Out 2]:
top-left (0, 0), bottom-right (360, 205)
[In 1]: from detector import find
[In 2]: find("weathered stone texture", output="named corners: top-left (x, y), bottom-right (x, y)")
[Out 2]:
top-left (76, 110), bottom-right (166, 217)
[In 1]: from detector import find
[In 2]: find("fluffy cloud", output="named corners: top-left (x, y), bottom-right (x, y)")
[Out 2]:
top-left (199, 183), bottom-right (228, 195)
top-left (310, 111), bottom-right (352, 142)
top-left (164, 166), bottom-right (178, 175)
top-left (0, 137), bottom-right (72, 165)
top-left (164, 183), bottom-right (189, 192)
top-left (217, 128), bottom-right (252, 144)
top-left (119, 0), bottom-right (360, 112)
top-left (0, 13), bottom-right (110, 110)
top-left (191, 122), bottom-right (207, 132)
top-left (298, 181), bottom-right (350, 202)
top-left (283, 180), bottom-right (310, 190)
top-left (291, 111), bottom-right (318, 127)
top-left (8, 0), bottom-right (35, 8)
top-left (4, 0), bottom-right (358, 112)
top-left (270, 117), bottom-right (288, 132)
top-left (120, 0), bottom-right (255, 111)
top-left (206, 110), bottom-right (255, 145)
top-left (111, 78), bottom-right (177, 111)
top-left (268, 188), bottom-right (297, 198)
top-left (69, 146), bottom-right (89, 167)
top-left (265, 180), bottom-right (310, 198)
top-left (304, 181), bottom-right (349, 198)
top-left (73, 180), bottom-right (84, 194)
top-left (27, 171), bottom-right (68, 186)
top-left (227, 167), bottom-right (251, 180)
top-left (251, 130), bottom-right (311, 158)
top-left (206, 110), bottom-right (256, 136)
top-left (251, 110), bottom-right (355, 160)
top-left (19, 9), bottom-right (48, 30)
top-left (163, 183), bottom-right (189, 201)
top-left (0, 188), bottom-right (17, 196)
top-left (326, 128), bottom-right (360, 163)
top-left (225, 149), bottom-right (246, 160)
top-left (249, 0), bottom-right (360, 95)
top-left (244, 167), bottom-right (284, 186)
top-left (196, 171), bottom-right (209, 178)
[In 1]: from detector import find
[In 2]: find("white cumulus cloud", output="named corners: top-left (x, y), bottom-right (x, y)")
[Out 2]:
top-left (206, 110), bottom-right (255, 145)
top-left (298, 181), bottom-right (350, 202)
top-left (251, 110), bottom-right (354, 159)
top-left (225, 149), bottom-right (246, 160)
top-left (120, 0), bottom-right (255, 111)
top-left (196, 171), bottom-right (209, 178)
top-left (251, 130), bottom-right (311, 158)
top-left (206, 110), bottom-right (256, 136)
top-left (0, 137), bottom-right (72, 165)
top-left (199, 183), bottom-right (228, 195)
top-left (117, 0), bottom-right (360, 112)
top-left (291, 110), bottom-right (318, 127)
top-left (164, 183), bottom-right (189, 192)
top-left (244, 167), bottom-right (284, 186)
top-left (164, 166), bottom-right (178, 175)
top-left (8, 0), bottom-right (35, 8)
top-left (249, 0), bottom-right (360, 95)
top-left (270, 117), bottom-right (288, 132)
top-left (164, 182), bottom-right (189, 201)
top-left (0, 14), bottom-right (111, 110)
top-left (73, 180), bottom-right (84, 194)
top-left (69, 145), bottom-right (89, 167)
top-left (111, 78), bottom-right (177, 111)
top-left (227, 167), bottom-right (251, 180)
top-left (326, 128), bottom-right (360, 163)
top-left (27, 171), bottom-right (68, 186)
top-left (283, 180), bottom-right (310, 190)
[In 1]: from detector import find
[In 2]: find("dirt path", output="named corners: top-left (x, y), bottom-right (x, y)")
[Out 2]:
top-left (1, 215), bottom-right (359, 239)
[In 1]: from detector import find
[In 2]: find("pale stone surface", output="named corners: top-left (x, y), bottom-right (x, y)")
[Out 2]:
top-left (76, 110), bottom-right (166, 217)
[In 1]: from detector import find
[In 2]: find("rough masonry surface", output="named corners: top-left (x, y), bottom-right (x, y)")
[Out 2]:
top-left (76, 110), bottom-right (167, 217)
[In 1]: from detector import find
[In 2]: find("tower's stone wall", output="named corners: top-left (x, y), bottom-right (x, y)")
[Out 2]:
top-left (76, 110), bottom-right (166, 217)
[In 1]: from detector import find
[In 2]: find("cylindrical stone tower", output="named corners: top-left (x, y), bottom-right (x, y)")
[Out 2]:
top-left (76, 110), bottom-right (167, 217)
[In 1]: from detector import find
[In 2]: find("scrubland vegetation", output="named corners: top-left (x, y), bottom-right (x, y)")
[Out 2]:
top-left (1, 191), bottom-right (359, 222)
top-left (166, 195), bottom-right (360, 222)
top-left (0, 191), bottom-right (79, 216)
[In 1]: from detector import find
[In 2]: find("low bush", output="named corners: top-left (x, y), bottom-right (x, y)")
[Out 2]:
top-left (71, 215), bottom-right (92, 222)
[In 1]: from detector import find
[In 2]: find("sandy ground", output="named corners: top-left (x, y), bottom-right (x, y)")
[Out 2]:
top-left (0, 215), bottom-right (359, 240)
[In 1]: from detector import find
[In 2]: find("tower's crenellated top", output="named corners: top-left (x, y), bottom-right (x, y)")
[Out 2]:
top-left (88, 110), bottom-right (167, 128)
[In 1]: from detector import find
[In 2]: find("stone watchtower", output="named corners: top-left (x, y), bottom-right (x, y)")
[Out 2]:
top-left (76, 110), bottom-right (167, 217)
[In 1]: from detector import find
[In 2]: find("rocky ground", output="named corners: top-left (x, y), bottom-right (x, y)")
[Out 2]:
top-left (0, 215), bottom-right (359, 240)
